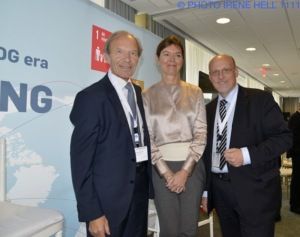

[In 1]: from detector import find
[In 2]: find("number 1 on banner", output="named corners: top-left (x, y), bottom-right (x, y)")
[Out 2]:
top-left (91, 25), bottom-right (111, 72)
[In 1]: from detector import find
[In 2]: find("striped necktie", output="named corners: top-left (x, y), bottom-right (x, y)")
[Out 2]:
top-left (218, 99), bottom-right (227, 170)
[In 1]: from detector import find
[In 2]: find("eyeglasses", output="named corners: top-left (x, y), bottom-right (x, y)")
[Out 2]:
top-left (209, 68), bottom-right (235, 77)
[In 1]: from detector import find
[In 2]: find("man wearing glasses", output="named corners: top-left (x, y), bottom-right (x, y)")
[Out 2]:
top-left (201, 54), bottom-right (292, 237)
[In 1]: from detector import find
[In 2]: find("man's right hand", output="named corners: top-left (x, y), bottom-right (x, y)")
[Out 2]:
top-left (88, 215), bottom-right (110, 237)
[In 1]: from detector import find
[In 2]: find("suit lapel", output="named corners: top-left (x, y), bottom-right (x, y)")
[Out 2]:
top-left (133, 84), bottom-right (150, 146)
top-left (134, 85), bottom-right (145, 122)
top-left (102, 75), bottom-right (128, 127)
top-left (230, 86), bottom-right (249, 147)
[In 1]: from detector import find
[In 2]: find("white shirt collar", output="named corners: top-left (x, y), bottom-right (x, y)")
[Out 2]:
top-left (108, 69), bottom-right (133, 91)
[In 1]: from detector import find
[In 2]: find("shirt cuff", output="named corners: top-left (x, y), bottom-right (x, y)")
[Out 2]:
top-left (202, 191), bottom-right (208, 198)
top-left (241, 147), bottom-right (251, 165)
top-left (182, 157), bottom-right (196, 176)
top-left (155, 159), bottom-right (172, 176)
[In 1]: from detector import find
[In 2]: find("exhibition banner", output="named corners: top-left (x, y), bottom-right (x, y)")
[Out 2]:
top-left (0, 0), bottom-right (160, 235)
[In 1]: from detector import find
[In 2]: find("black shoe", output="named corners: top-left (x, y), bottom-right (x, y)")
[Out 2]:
top-left (290, 207), bottom-right (300, 214)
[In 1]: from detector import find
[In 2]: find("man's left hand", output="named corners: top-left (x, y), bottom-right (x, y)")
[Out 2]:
top-left (224, 148), bottom-right (244, 167)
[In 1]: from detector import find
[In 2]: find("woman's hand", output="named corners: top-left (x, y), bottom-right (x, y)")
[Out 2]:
top-left (163, 170), bottom-right (174, 182)
top-left (166, 169), bottom-right (188, 193)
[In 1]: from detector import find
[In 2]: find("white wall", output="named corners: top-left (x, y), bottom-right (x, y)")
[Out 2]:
top-left (185, 40), bottom-right (214, 86)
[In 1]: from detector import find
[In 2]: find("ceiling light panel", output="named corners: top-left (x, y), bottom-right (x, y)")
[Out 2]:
top-left (216, 17), bottom-right (230, 24)
top-left (246, 47), bottom-right (256, 51)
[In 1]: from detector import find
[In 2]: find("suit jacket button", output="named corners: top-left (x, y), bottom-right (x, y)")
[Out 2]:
top-left (130, 180), bottom-right (134, 184)
top-left (131, 159), bottom-right (135, 162)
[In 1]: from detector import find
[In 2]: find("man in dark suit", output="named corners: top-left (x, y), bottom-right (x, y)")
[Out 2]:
top-left (201, 54), bottom-right (292, 237)
top-left (288, 103), bottom-right (300, 214)
top-left (70, 31), bottom-right (153, 237)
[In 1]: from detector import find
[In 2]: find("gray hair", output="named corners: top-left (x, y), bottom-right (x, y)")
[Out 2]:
top-left (104, 31), bottom-right (143, 57)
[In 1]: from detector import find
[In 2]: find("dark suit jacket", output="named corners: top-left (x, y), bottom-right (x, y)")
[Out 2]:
top-left (288, 111), bottom-right (300, 157)
top-left (203, 85), bottom-right (292, 224)
top-left (70, 74), bottom-right (153, 226)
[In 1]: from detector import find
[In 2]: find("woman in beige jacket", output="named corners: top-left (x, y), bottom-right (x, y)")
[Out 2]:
top-left (143, 35), bottom-right (207, 237)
